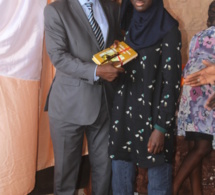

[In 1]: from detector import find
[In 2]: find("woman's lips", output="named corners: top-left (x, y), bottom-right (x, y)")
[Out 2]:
top-left (135, 1), bottom-right (145, 6)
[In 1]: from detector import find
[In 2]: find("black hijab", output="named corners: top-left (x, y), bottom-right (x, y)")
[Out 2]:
top-left (121, 0), bottom-right (178, 50)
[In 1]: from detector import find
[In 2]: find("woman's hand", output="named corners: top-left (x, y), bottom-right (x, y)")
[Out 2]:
top-left (147, 129), bottom-right (164, 154)
top-left (184, 60), bottom-right (215, 110)
top-left (112, 40), bottom-right (120, 48)
top-left (205, 93), bottom-right (215, 110)
top-left (184, 60), bottom-right (215, 86)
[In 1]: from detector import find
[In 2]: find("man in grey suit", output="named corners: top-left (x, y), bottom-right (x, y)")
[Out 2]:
top-left (44, 0), bottom-right (124, 194)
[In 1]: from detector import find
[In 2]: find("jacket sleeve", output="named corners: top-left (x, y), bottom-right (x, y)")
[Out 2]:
top-left (44, 4), bottom-right (96, 85)
top-left (154, 27), bottom-right (182, 133)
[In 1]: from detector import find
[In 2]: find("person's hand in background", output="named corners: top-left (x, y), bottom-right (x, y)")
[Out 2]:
top-left (184, 60), bottom-right (215, 86)
top-left (205, 93), bottom-right (215, 110)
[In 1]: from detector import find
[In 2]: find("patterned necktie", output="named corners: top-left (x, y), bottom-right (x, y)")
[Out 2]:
top-left (85, 2), bottom-right (105, 50)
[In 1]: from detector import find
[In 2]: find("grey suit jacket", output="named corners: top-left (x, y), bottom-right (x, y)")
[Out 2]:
top-left (44, 0), bottom-right (122, 125)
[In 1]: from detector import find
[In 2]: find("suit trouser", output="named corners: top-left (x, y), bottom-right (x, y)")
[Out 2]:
top-left (49, 97), bottom-right (111, 195)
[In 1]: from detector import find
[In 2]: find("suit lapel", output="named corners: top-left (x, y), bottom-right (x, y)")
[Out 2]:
top-left (99, 0), bottom-right (110, 48)
top-left (67, 0), bottom-right (100, 49)
top-left (100, 0), bottom-right (114, 47)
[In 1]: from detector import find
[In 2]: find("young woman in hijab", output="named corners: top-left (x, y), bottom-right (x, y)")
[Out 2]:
top-left (108, 0), bottom-right (182, 194)
top-left (174, 1), bottom-right (215, 194)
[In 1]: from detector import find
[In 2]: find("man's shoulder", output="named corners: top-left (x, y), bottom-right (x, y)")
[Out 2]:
top-left (44, 0), bottom-right (68, 18)
top-left (46, 0), bottom-right (67, 11)
top-left (101, 0), bottom-right (120, 10)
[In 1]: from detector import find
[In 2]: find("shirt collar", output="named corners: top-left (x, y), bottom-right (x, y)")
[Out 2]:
top-left (79, 0), bottom-right (96, 6)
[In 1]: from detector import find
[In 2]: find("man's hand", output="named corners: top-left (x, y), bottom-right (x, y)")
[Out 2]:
top-left (184, 60), bottom-right (215, 86)
top-left (147, 129), bottom-right (165, 154)
top-left (96, 62), bottom-right (124, 82)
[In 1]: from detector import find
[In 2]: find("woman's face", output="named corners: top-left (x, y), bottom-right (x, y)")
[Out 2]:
top-left (130, 0), bottom-right (153, 12)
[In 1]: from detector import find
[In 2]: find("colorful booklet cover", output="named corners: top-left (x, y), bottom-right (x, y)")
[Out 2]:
top-left (92, 41), bottom-right (138, 67)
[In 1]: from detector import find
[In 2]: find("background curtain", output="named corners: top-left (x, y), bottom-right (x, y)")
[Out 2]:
top-left (0, 0), bottom-right (46, 194)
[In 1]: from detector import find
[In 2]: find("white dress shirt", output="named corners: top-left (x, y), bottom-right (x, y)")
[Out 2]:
top-left (78, 0), bottom-right (109, 81)
top-left (79, 0), bottom-right (109, 44)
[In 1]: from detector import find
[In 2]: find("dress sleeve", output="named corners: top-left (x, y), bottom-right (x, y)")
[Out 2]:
top-left (154, 27), bottom-right (182, 132)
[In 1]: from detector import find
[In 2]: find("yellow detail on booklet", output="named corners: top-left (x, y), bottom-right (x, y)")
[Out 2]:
top-left (92, 41), bottom-right (138, 67)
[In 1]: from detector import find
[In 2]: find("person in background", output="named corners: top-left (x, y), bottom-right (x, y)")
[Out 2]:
top-left (174, 1), bottom-right (215, 194)
top-left (184, 60), bottom-right (215, 110)
top-left (108, 0), bottom-right (182, 194)
top-left (44, 0), bottom-right (124, 194)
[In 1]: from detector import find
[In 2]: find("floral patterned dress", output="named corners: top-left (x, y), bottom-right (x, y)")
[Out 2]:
top-left (108, 26), bottom-right (182, 168)
top-left (177, 26), bottom-right (215, 148)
